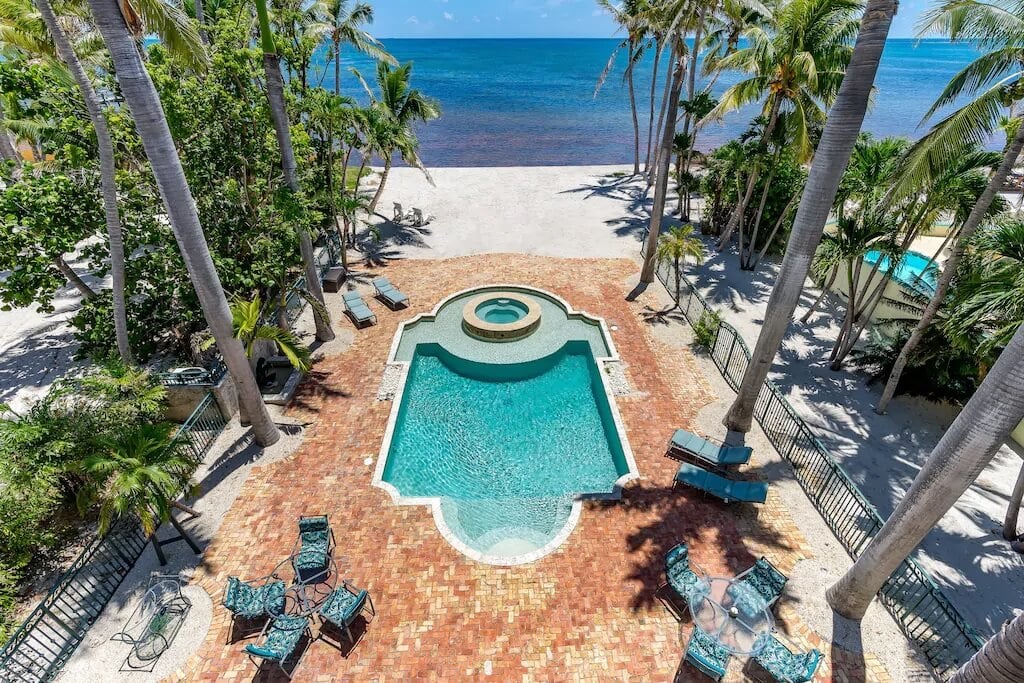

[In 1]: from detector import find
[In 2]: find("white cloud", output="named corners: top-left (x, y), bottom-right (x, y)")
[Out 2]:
top-left (443, 11), bottom-right (454, 20)
top-left (406, 15), bottom-right (419, 23)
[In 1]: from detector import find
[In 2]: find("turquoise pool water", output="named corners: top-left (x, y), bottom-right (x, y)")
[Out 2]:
top-left (476, 298), bottom-right (528, 324)
top-left (382, 340), bottom-right (629, 561)
top-left (864, 249), bottom-right (938, 295)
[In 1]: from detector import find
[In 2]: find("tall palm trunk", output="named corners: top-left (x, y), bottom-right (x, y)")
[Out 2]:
top-left (87, 0), bottom-right (280, 446)
top-left (950, 611), bottom-right (1024, 683)
top-left (368, 157), bottom-right (391, 215)
top-left (724, 0), bottom-right (897, 432)
top-left (626, 39), bottom-right (640, 175)
top-left (718, 98), bottom-right (781, 250)
top-left (649, 49), bottom-right (676, 188)
top-left (875, 122), bottom-right (1024, 413)
top-left (644, 42), bottom-right (662, 174)
top-left (194, 0), bottom-right (208, 44)
top-left (640, 47), bottom-right (685, 283)
top-left (35, 0), bottom-right (133, 364)
top-left (827, 322), bottom-right (1024, 619)
top-left (0, 100), bottom-right (18, 164)
top-left (333, 37), bottom-right (341, 96)
top-left (55, 256), bottom-right (97, 299)
top-left (255, 0), bottom-right (335, 343)
top-left (800, 263), bottom-right (839, 323)
top-left (1004, 461), bottom-right (1024, 541)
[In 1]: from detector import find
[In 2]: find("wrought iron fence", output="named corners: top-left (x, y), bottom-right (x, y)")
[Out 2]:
top-left (0, 395), bottom-right (227, 682)
top-left (642, 245), bottom-right (985, 678)
top-left (154, 361), bottom-right (227, 387)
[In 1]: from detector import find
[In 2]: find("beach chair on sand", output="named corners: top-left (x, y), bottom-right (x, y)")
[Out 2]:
top-left (684, 627), bottom-right (731, 681)
top-left (372, 276), bottom-right (409, 309)
top-left (393, 202), bottom-right (404, 222)
top-left (244, 614), bottom-right (311, 680)
top-left (673, 463), bottom-right (768, 504)
top-left (342, 291), bottom-right (376, 327)
top-left (667, 429), bottom-right (752, 469)
top-left (753, 632), bottom-right (822, 683)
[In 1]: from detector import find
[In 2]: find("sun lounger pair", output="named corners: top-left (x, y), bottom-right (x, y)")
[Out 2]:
top-left (392, 203), bottom-right (433, 226)
top-left (668, 428), bottom-right (752, 469)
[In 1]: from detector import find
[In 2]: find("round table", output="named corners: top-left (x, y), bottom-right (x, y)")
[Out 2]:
top-left (266, 554), bottom-right (338, 618)
top-left (687, 577), bottom-right (775, 655)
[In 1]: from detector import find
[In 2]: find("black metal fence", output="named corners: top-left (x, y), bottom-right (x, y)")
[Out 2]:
top-left (643, 248), bottom-right (985, 678)
top-left (0, 395), bottom-right (227, 682)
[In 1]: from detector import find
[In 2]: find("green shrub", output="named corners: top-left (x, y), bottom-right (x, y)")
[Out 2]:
top-left (693, 310), bottom-right (722, 350)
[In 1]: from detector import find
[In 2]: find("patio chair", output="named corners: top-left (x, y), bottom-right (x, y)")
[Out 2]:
top-left (735, 557), bottom-right (788, 609)
top-left (752, 632), bottom-right (822, 683)
top-left (222, 575), bottom-right (285, 641)
top-left (372, 276), bottom-right (409, 309)
top-left (318, 580), bottom-right (376, 649)
top-left (244, 614), bottom-right (311, 680)
top-left (667, 428), bottom-right (752, 469)
top-left (342, 290), bottom-right (376, 327)
top-left (393, 202), bottom-right (404, 222)
top-left (292, 515), bottom-right (335, 577)
top-left (684, 626), bottom-right (731, 681)
top-left (661, 542), bottom-right (706, 614)
top-left (674, 462), bottom-right (768, 504)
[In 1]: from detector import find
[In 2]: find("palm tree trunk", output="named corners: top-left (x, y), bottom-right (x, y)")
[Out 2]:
top-left (255, 0), bottom-right (334, 343)
top-left (649, 51), bottom-right (675, 188)
top-left (724, 0), bottom-right (897, 432)
top-left (718, 99), bottom-right (781, 251)
top-left (333, 38), bottom-right (341, 97)
top-left (644, 43), bottom-right (662, 174)
top-left (166, 512), bottom-right (202, 554)
top-left (35, 0), bottom-right (133, 364)
top-left (87, 0), bottom-right (280, 446)
top-left (752, 190), bottom-right (800, 270)
top-left (951, 611), bottom-right (1024, 683)
top-left (55, 256), bottom-right (97, 299)
top-left (626, 45), bottom-right (641, 176)
top-left (640, 47), bottom-right (685, 283)
top-left (0, 100), bottom-right (19, 164)
top-left (743, 162), bottom-right (779, 269)
top-left (171, 500), bottom-right (201, 517)
top-left (194, 0), bottom-right (208, 44)
top-left (1003, 461), bottom-right (1024, 541)
top-left (827, 322), bottom-right (1024, 619)
top-left (800, 264), bottom-right (839, 323)
top-left (368, 157), bottom-right (391, 215)
top-left (875, 123), bottom-right (1024, 413)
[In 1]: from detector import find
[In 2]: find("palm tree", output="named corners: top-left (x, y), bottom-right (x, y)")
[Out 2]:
top-left (596, 0), bottom-right (648, 175)
top-left (710, 0), bottom-right (861, 250)
top-left (827, 321), bottom-right (1024, 619)
top-left (253, 0), bottom-right (334, 343)
top-left (221, 294), bottom-right (311, 371)
top-left (357, 61), bottom-right (440, 215)
top-left (950, 611), bottom-right (1024, 682)
top-left (86, 0), bottom-right (280, 446)
top-left (1004, 462), bottom-right (1024, 543)
top-left (308, 0), bottom-right (393, 97)
top-left (723, 0), bottom-right (898, 433)
top-left (656, 224), bottom-right (705, 308)
top-left (79, 422), bottom-right (202, 561)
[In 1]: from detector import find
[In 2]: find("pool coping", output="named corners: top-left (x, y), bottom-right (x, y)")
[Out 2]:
top-left (371, 284), bottom-right (639, 567)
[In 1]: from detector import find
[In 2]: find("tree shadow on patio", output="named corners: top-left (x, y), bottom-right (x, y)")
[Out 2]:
top-left (289, 369), bottom-right (352, 415)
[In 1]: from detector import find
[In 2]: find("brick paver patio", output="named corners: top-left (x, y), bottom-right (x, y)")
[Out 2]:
top-left (172, 255), bottom-right (893, 682)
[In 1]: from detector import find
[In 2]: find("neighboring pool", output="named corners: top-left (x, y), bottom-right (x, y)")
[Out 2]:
top-left (375, 286), bottom-right (636, 565)
top-left (864, 249), bottom-right (938, 295)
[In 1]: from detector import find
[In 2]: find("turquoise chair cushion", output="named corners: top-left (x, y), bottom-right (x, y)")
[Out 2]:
top-left (754, 634), bottom-right (822, 683)
top-left (244, 644), bottom-right (279, 660)
top-left (665, 543), bottom-right (703, 601)
top-left (298, 516), bottom-right (328, 533)
top-left (224, 577), bottom-right (285, 618)
top-left (686, 627), bottom-right (730, 680)
top-left (742, 558), bottom-right (788, 604)
top-left (320, 587), bottom-right (368, 627)
top-left (295, 529), bottom-right (329, 570)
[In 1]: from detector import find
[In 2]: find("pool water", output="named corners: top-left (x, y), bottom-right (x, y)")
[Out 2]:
top-left (476, 298), bottom-right (529, 324)
top-left (382, 341), bottom-right (629, 561)
top-left (864, 250), bottom-right (938, 295)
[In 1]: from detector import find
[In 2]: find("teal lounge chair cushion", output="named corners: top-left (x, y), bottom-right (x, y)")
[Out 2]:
top-left (686, 627), bottom-right (730, 680)
top-left (739, 557), bottom-right (788, 605)
top-left (224, 577), bottom-right (285, 618)
top-left (674, 463), bottom-right (768, 504)
top-left (342, 292), bottom-right (374, 322)
top-left (244, 644), bottom-right (279, 660)
top-left (754, 633), bottom-right (822, 682)
top-left (671, 429), bottom-right (752, 466)
top-left (665, 543), bottom-right (703, 601)
top-left (298, 515), bottom-right (328, 533)
top-left (373, 277), bottom-right (408, 305)
top-left (295, 529), bottom-right (329, 570)
top-left (320, 587), bottom-right (368, 627)
top-left (248, 615), bottom-right (307, 660)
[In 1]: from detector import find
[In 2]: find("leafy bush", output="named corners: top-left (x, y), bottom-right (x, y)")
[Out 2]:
top-left (693, 310), bottom-right (723, 350)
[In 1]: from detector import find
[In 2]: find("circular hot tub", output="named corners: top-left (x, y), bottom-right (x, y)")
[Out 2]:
top-left (462, 292), bottom-right (541, 341)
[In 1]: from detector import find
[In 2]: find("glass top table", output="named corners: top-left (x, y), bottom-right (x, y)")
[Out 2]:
top-left (266, 554), bottom-right (339, 618)
top-left (687, 576), bottom-right (775, 655)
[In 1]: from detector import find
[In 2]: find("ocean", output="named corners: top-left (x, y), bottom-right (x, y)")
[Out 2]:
top-left (323, 38), bottom-right (983, 167)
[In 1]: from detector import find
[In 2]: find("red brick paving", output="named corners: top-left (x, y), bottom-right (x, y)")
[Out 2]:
top-left (170, 255), bottom-right (893, 682)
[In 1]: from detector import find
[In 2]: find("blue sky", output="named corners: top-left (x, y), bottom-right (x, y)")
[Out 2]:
top-left (373, 0), bottom-right (933, 40)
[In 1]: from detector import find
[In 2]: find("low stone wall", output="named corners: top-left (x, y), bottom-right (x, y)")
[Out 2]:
top-left (164, 374), bottom-right (238, 423)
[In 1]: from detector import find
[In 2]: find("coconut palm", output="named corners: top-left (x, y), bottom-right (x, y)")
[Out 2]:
top-left (656, 224), bottom-right (705, 308)
top-left (78, 422), bottom-right (203, 559)
top-left (307, 0), bottom-right (393, 97)
top-left (253, 0), bottom-right (334, 343)
top-left (356, 61), bottom-right (440, 215)
top-left (709, 0), bottom-right (861, 250)
top-left (827, 321), bottom-right (1024, 619)
top-left (951, 611), bottom-right (1024, 682)
top-left (86, 0), bottom-right (280, 446)
top-left (596, 0), bottom-right (649, 175)
top-left (723, 0), bottom-right (898, 432)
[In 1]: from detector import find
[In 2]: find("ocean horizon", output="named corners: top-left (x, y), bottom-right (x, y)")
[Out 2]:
top-left (311, 37), bottom-right (983, 167)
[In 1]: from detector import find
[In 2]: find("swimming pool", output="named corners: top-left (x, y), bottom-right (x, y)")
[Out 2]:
top-left (375, 286), bottom-right (636, 565)
top-left (863, 249), bottom-right (938, 295)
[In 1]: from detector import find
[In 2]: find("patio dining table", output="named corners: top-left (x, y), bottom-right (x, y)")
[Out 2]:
top-left (686, 576), bottom-right (775, 656)
top-left (265, 554), bottom-right (339, 618)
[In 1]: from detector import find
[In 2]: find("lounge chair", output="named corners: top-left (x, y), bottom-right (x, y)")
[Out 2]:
top-left (734, 557), bottom-right (788, 608)
top-left (342, 290), bottom-right (376, 327)
top-left (667, 429), bottom-right (752, 469)
top-left (318, 580), bottom-right (376, 649)
top-left (674, 462), bottom-right (768, 504)
top-left (292, 515), bottom-right (335, 578)
top-left (753, 633), bottom-right (822, 682)
top-left (244, 614), bottom-right (311, 680)
top-left (372, 276), bottom-right (409, 309)
top-left (661, 542), bottom-right (707, 612)
top-left (684, 626), bottom-right (731, 681)
top-left (393, 202), bottom-right (404, 222)
top-left (222, 575), bottom-right (285, 641)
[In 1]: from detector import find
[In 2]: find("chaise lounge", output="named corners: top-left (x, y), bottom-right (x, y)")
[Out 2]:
top-left (372, 276), bottom-right (409, 309)
top-left (674, 462), bottom-right (768, 504)
top-left (667, 428), bottom-right (752, 469)
top-left (342, 290), bottom-right (376, 327)
top-left (753, 632), bottom-right (822, 682)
